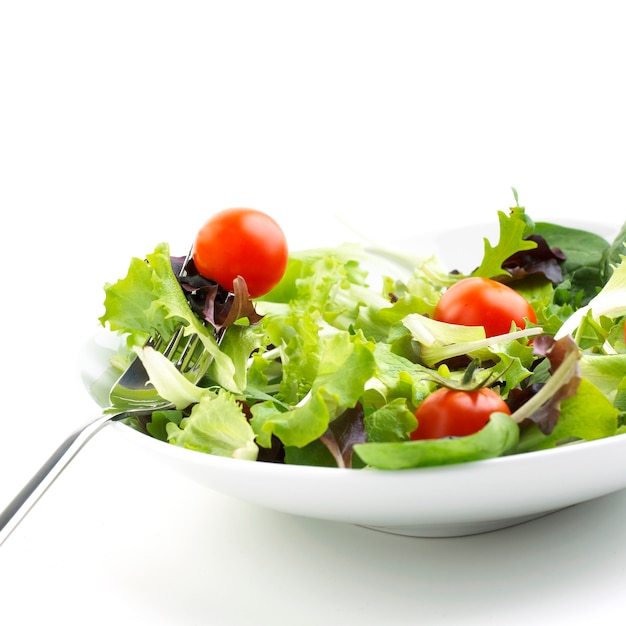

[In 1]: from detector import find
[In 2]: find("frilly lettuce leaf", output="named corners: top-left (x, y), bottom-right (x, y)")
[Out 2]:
top-left (250, 330), bottom-right (376, 448)
top-left (166, 391), bottom-right (258, 460)
top-left (99, 252), bottom-right (180, 344)
top-left (99, 242), bottom-right (240, 392)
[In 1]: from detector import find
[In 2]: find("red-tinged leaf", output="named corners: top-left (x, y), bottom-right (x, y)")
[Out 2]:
top-left (172, 256), bottom-right (262, 330)
top-left (511, 335), bottom-right (581, 435)
top-left (221, 276), bottom-right (264, 328)
top-left (501, 235), bottom-right (566, 284)
top-left (319, 405), bottom-right (367, 468)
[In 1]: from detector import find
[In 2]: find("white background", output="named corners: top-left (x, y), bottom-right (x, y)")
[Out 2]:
top-left (1, 1), bottom-right (626, 624)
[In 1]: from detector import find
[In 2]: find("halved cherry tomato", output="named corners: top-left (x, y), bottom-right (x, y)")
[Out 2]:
top-left (411, 387), bottom-right (511, 440)
top-left (193, 208), bottom-right (288, 298)
top-left (433, 276), bottom-right (537, 337)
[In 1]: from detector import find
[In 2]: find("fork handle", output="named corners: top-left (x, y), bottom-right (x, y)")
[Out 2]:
top-left (0, 412), bottom-right (126, 547)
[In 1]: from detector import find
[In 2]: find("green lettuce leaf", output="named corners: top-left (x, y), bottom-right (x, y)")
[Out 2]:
top-left (580, 353), bottom-right (626, 403)
top-left (353, 412), bottom-right (519, 470)
top-left (516, 379), bottom-right (619, 452)
top-left (166, 390), bottom-right (259, 460)
top-left (402, 312), bottom-right (541, 367)
top-left (250, 330), bottom-right (376, 448)
top-left (99, 242), bottom-right (240, 392)
top-left (363, 397), bottom-right (417, 443)
top-left (133, 345), bottom-right (204, 410)
top-left (472, 210), bottom-right (537, 279)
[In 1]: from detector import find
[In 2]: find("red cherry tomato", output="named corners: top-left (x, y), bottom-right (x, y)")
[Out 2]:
top-left (193, 208), bottom-right (288, 298)
top-left (433, 276), bottom-right (537, 337)
top-left (411, 387), bottom-right (511, 440)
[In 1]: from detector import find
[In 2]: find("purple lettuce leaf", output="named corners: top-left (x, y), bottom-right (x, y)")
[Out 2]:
top-left (319, 405), bottom-right (367, 468)
top-left (501, 234), bottom-right (566, 284)
top-left (171, 255), bottom-right (263, 330)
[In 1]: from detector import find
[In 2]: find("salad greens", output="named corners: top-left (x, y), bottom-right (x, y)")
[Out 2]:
top-left (99, 198), bottom-right (626, 470)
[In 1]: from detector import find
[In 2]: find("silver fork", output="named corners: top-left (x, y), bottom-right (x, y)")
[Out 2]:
top-left (0, 324), bottom-right (213, 547)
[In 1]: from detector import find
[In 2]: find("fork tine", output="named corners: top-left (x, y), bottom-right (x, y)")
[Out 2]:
top-left (177, 333), bottom-right (201, 371)
top-left (151, 329), bottom-right (211, 380)
top-left (161, 327), bottom-right (184, 357)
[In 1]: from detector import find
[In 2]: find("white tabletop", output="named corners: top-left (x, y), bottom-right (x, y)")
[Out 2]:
top-left (2, 2), bottom-right (626, 624)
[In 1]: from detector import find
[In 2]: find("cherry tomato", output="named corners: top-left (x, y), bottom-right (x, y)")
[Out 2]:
top-left (433, 276), bottom-right (537, 337)
top-left (193, 208), bottom-right (288, 298)
top-left (410, 387), bottom-right (511, 440)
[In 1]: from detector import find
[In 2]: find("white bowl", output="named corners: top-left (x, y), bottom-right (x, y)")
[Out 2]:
top-left (83, 219), bottom-right (626, 537)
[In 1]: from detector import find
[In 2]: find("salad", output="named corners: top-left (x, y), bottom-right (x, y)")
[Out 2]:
top-left (99, 198), bottom-right (626, 470)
